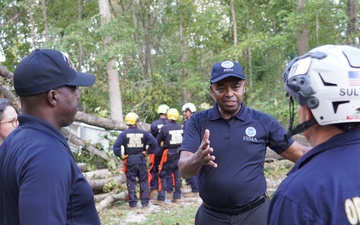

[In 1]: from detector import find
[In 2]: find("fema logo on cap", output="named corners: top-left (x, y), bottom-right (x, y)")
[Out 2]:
top-left (221, 61), bottom-right (234, 69)
top-left (61, 52), bottom-right (75, 70)
top-left (245, 127), bottom-right (256, 137)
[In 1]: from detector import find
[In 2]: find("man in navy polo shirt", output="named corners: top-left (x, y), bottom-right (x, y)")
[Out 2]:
top-left (178, 60), bottom-right (309, 225)
top-left (267, 45), bottom-right (360, 225)
top-left (0, 49), bottom-right (100, 225)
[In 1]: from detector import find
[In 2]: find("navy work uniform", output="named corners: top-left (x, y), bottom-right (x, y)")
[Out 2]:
top-left (268, 130), bottom-right (360, 225)
top-left (156, 120), bottom-right (183, 202)
top-left (113, 126), bottom-right (158, 208)
top-left (180, 102), bottom-right (294, 225)
top-left (149, 117), bottom-right (169, 191)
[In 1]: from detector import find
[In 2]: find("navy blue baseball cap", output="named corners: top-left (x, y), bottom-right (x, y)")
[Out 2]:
top-left (14, 49), bottom-right (96, 96)
top-left (210, 60), bottom-right (245, 83)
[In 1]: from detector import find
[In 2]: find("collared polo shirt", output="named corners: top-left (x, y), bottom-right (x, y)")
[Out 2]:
top-left (0, 115), bottom-right (100, 225)
top-left (180, 103), bottom-right (294, 208)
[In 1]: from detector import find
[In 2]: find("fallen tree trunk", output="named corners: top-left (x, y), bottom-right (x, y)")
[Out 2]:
top-left (61, 128), bottom-right (112, 161)
top-left (83, 169), bottom-right (113, 179)
top-left (87, 174), bottom-right (126, 192)
top-left (75, 111), bottom-right (150, 131)
top-left (94, 193), bottom-right (113, 203)
top-left (96, 192), bottom-right (127, 212)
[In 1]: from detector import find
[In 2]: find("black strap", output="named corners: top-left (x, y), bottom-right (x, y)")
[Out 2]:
top-left (202, 194), bottom-right (267, 215)
top-left (287, 117), bottom-right (317, 137)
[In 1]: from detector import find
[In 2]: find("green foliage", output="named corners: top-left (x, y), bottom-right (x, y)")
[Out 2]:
top-left (264, 160), bottom-right (294, 177)
top-left (1, 0), bottom-right (357, 164)
top-left (102, 179), bottom-right (121, 193)
top-left (73, 131), bottom-right (120, 172)
top-left (246, 82), bottom-right (290, 126)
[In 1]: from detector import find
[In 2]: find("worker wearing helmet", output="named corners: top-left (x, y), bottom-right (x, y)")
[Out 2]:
top-left (150, 104), bottom-right (170, 137)
top-left (156, 108), bottom-right (183, 204)
top-left (268, 45), bottom-right (360, 225)
top-left (182, 103), bottom-right (196, 121)
top-left (181, 103), bottom-right (199, 198)
top-left (113, 112), bottom-right (159, 209)
top-left (148, 104), bottom-right (170, 198)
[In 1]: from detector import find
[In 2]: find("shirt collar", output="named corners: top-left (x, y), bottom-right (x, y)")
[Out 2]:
top-left (209, 102), bottom-right (247, 121)
top-left (18, 115), bottom-right (69, 146)
top-left (289, 130), bottom-right (360, 174)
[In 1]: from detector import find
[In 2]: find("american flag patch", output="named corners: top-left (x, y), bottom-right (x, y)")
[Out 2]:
top-left (348, 71), bottom-right (360, 86)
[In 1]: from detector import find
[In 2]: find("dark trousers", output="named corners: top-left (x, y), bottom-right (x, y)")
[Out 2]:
top-left (186, 173), bottom-right (199, 192)
top-left (126, 162), bottom-right (149, 207)
top-left (195, 196), bottom-right (270, 225)
top-left (158, 156), bottom-right (181, 201)
top-left (149, 155), bottom-right (161, 190)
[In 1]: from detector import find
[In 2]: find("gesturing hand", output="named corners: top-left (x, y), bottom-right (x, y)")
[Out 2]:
top-left (195, 129), bottom-right (217, 168)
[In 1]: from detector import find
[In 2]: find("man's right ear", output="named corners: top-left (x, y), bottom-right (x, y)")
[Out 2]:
top-left (47, 89), bottom-right (58, 107)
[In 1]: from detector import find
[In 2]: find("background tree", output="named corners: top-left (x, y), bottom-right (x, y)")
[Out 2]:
top-left (1, 0), bottom-right (359, 126)
top-left (98, 0), bottom-right (123, 121)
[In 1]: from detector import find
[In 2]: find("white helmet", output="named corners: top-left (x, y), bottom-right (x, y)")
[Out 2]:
top-left (182, 103), bottom-right (196, 113)
top-left (284, 45), bottom-right (360, 134)
top-left (157, 104), bottom-right (170, 114)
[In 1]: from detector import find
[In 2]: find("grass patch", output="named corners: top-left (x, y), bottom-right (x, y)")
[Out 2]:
top-left (98, 160), bottom-right (294, 224)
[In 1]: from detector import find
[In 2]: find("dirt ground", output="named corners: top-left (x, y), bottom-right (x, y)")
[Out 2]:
top-left (99, 160), bottom-right (293, 224)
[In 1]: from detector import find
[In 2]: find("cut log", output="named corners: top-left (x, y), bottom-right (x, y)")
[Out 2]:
top-left (83, 169), bottom-right (113, 179)
top-left (94, 193), bottom-right (112, 203)
top-left (96, 192), bottom-right (127, 212)
top-left (87, 174), bottom-right (126, 191)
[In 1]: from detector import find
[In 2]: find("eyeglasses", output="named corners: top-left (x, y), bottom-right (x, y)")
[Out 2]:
top-left (0, 118), bottom-right (19, 128)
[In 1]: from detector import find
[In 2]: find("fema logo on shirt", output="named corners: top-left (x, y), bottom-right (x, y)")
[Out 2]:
top-left (245, 127), bottom-right (256, 136)
top-left (243, 127), bottom-right (258, 142)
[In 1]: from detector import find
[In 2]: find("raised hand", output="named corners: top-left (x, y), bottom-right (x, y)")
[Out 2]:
top-left (194, 129), bottom-right (217, 168)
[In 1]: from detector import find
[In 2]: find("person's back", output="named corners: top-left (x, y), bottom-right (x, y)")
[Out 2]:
top-left (0, 116), bottom-right (98, 224)
top-left (149, 104), bottom-right (170, 197)
top-left (157, 122), bottom-right (183, 154)
top-left (0, 49), bottom-right (100, 225)
top-left (150, 104), bottom-right (169, 137)
top-left (156, 108), bottom-right (183, 203)
top-left (267, 44), bottom-right (360, 225)
top-left (113, 112), bottom-right (158, 208)
top-left (269, 132), bottom-right (360, 224)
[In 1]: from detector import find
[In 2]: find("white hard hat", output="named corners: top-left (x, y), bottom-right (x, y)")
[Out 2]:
top-left (182, 103), bottom-right (196, 113)
top-left (284, 44), bottom-right (360, 126)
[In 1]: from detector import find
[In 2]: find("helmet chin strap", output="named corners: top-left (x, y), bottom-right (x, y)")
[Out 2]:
top-left (287, 118), bottom-right (317, 137)
top-left (286, 96), bottom-right (317, 138)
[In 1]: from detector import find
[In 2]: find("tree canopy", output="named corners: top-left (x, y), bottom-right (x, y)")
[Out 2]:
top-left (1, 0), bottom-right (358, 125)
